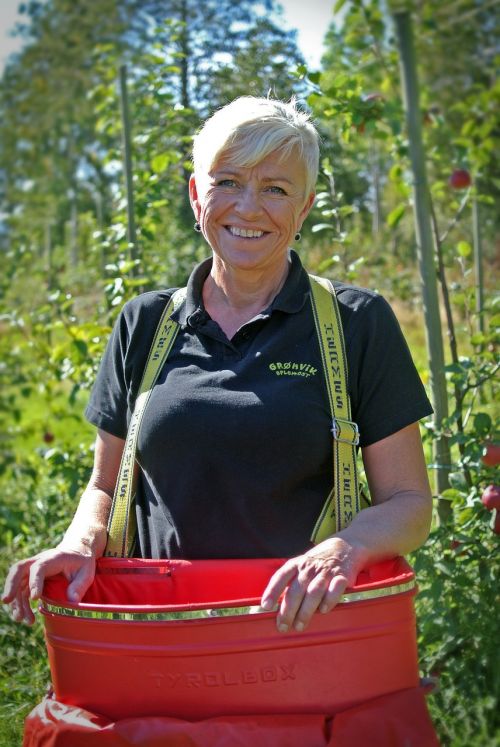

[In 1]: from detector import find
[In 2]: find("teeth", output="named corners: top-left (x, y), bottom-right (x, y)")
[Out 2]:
top-left (229, 227), bottom-right (264, 238)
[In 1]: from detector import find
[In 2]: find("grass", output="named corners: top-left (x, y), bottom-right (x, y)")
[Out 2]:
top-left (0, 611), bottom-right (49, 747)
top-left (3, 385), bottom-right (95, 457)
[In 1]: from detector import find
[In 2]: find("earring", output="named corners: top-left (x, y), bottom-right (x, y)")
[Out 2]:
top-left (194, 222), bottom-right (202, 232)
top-left (294, 231), bottom-right (301, 241)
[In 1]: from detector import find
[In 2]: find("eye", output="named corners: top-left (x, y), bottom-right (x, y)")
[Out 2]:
top-left (217, 178), bottom-right (237, 187)
top-left (265, 185), bottom-right (287, 195)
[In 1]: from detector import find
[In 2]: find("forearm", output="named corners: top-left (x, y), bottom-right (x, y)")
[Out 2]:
top-left (341, 422), bottom-right (434, 570)
top-left (59, 487), bottom-right (112, 558)
top-left (59, 429), bottom-right (125, 557)
top-left (335, 490), bottom-right (433, 573)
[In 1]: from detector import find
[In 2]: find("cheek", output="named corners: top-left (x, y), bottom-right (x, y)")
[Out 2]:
top-left (199, 193), bottom-right (222, 223)
top-left (278, 204), bottom-right (303, 232)
top-left (198, 196), bottom-right (227, 242)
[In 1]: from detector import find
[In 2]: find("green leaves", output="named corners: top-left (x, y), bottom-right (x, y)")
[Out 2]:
top-left (473, 412), bottom-right (492, 437)
top-left (311, 223), bottom-right (334, 233)
top-left (333, 0), bottom-right (348, 12)
top-left (387, 203), bottom-right (406, 227)
top-left (456, 240), bottom-right (472, 258)
top-left (150, 152), bottom-right (171, 174)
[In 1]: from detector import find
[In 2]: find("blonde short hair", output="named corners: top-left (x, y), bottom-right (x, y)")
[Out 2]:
top-left (192, 96), bottom-right (320, 195)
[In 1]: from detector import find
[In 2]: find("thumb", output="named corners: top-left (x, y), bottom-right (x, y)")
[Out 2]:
top-left (67, 564), bottom-right (94, 603)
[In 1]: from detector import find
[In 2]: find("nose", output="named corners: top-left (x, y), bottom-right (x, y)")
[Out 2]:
top-left (234, 186), bottom-right (262, 219)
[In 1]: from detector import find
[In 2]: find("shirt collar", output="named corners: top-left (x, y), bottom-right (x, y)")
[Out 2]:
top-left (172, 249), bottom-right (310, 328)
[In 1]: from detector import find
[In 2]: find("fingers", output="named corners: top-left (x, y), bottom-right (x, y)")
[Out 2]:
top-left (321, 574), bottom-right (349, 612)
top-left (2, 557), bottom-right (34, 604)
top-left (260, 560), bottom-right (297, 610)
top-left (9, 596), bottom-right (31, 625)
top-left (2, 558), bottom-right (38, 625)
top-left (276, 568), bottom-right (348, 633)
top-left (28, 552), bottom-right (65, 599)
top-left (28, 560), bottom-right (47, 601)
top-left (15, 588), bottom-right (36, 625)
top-left (3, 550), bottom-right (61, 604)
top-left (66, 561), bottom-right (95, 603)
top-left (277, 570), bottom-right (321, 633)
top-left (3, 548), bottom-right (97, 626)
top-left (285, 569), bottom-right (333, 627)
top-left (261, 541), bottom-right (358, 634)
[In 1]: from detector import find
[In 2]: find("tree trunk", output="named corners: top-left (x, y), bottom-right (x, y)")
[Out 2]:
top-left (179, 0), bottom-right (190, 111)
top-left (119, 64), bottom-right (139, 276)
top-left (69, 193), bottom-right (78, 268)
top-left (177, 0), bottom-right (196, 231)
top-left (371, 145), bottom-right (381, 236)
top-left (393, 10), bottom-right (452, 523)
top-left (472, 193), bottom-right (484, 335)
top-left (45, 221), bottom-right (53, 290)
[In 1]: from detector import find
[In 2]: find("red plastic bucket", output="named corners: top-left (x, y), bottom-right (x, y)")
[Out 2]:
top-left (40, 556), bottom-right (419, 721)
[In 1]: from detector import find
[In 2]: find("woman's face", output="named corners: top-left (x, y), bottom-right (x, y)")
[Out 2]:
top-left (189, 149), bottom-right (315, 275)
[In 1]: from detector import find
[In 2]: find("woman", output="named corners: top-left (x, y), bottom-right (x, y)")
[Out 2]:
top-left (3, 96), bottom-right (433, 635)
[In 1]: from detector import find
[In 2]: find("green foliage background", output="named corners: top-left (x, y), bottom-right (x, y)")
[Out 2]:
top-left (0, 1), bottom-right (499, 745)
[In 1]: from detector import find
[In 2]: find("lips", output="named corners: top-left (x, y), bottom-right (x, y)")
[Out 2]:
top-left (227, 226), bottom-right (265, 238)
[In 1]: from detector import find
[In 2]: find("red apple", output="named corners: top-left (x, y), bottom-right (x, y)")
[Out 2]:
top-left (481, 485), bottom-right (500, 511)
top-left (482, 442), bottom-right (500, 467)
top-left (43, 432), bottom-right (55, 444)
top-left (448, 169), bottom-right (471, 189)
top-left (449, 538), bottom-right (466, 556)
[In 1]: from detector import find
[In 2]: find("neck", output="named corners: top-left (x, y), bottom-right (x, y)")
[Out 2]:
top-left (202, 255), bottom-right (290, 338)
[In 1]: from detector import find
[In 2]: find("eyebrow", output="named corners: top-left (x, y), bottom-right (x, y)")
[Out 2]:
top-left (212, 169), bottom-right (294, 185)
top-left (261, 176), bottom-right (294, 185)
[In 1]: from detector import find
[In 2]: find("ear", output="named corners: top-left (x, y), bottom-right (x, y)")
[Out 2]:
top-left (189, 174), bottom-right (201, 219)
top-left (298, 191), bottom-right (316, 228)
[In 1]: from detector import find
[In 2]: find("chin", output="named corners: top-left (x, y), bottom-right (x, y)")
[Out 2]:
top-left (213, 243), bottom-right (289, 272)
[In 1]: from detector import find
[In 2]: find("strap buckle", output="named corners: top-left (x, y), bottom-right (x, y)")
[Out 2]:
top-left (331, 417), bottom-right (360, 446)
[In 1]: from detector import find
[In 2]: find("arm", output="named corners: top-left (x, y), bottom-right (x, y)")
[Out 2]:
top-left (2, 429), bottom-right (126, 625)
top-left (261, 422), bottom-right (432, 632)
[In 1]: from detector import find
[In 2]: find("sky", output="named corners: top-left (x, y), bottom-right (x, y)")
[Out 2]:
top-left (0, 0), bottom-right (337, 74)
top-left (0, 0), bottom-right (23, 72)
top-left (277, 0), bottom-right (337, 66)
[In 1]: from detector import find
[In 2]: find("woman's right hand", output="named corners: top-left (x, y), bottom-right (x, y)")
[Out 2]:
top-left (2, 430), bottom-right (125, 626)
top-left (2, 545), bottom-right (97, 625)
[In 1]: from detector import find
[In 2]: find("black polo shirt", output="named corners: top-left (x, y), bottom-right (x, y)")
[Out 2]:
top-left (85, 251), bottom-right (432, 559)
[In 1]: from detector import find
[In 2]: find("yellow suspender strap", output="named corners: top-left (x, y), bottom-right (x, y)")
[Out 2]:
top-left (308, 275), bottom-right (361, 544)
top-left (104, 288), bottom-right (187, 557)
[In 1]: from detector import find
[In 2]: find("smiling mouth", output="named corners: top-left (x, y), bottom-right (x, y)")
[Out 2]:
top-left (227, 226), bottom-right (265, 238)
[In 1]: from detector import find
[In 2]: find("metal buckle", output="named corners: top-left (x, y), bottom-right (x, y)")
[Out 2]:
top-left (331, 417), bottom-right (360, 446)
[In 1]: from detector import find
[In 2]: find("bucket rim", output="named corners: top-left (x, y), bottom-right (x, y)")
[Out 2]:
top-left (40, 577), bottom-right (417, 621)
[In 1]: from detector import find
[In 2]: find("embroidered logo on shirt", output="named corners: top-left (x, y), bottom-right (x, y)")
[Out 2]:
top-left (269, 362), bottom-right (317, 378)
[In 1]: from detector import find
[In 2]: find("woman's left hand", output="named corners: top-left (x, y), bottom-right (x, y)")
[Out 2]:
top-left (260, 537), bottom-right (365, 633)
top-left (260, 424), bottom-right (433, 634)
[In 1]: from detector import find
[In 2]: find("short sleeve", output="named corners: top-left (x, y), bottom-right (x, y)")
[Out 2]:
top-left (341, 291), bottom-right (433, 447)
top-left (84, 306), bottom-right (133, 438)
top-left (84, 292), bottom-right (170, 439)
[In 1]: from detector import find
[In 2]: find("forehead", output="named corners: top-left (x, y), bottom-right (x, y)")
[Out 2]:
top-left (213, 149), bottom-right (307, 183)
